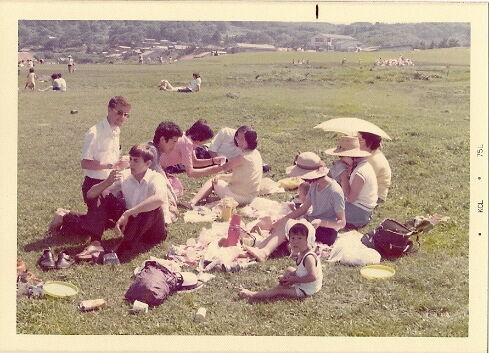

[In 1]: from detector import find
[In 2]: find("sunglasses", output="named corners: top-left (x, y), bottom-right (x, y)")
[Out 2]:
top-left (113, 108), bottom-right (130, 118)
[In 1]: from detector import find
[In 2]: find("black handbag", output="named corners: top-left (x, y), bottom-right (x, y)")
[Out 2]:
top-left (363, 219), bottom-right (421, 260)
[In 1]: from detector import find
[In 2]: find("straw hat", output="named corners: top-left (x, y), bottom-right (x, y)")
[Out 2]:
top-left (324, 136), bottom-right (371, 157)
top-left (300, 167), bottom-right (329, 180)
top-left (285, 152), bottom-right (323, 177)
top-left (285, 219), bottom-right (316, 249)
top-left (175, 272), bottom-right (203, 291)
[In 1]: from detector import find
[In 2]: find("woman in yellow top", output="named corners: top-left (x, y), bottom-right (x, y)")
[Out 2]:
top-left (357, 131), bottom-right (392, 203)
top-left (186, 126), bottom-right (263, 207)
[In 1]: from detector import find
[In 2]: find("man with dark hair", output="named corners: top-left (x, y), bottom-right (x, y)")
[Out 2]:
top-left (51, 143), bottom-right (168, 261)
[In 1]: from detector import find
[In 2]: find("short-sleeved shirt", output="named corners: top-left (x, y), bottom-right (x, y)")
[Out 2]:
top-left (305, 181), bottom-right (345, 223)
top-left (107, 168), bottom-right (167, 211)
top-left (188, 77), bottom-right (201, 91)
top-left (349, 160), bottom-right (377, 210)
top-left (208, 127), bottom-right (242, 160)
top-left (159, 134), bottom-right (194, 171)
top-left (367, 149), bottom-right (391, 201)
top-left (57, 78), bottom-right (67, 92)
top-left (81, 118), bottom-right (120, 180)
top-left (52, 79), bottom-right (61, 90)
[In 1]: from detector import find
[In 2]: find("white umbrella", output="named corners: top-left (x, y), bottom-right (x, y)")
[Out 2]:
top-left (314, 117), bottom-right (392, 140)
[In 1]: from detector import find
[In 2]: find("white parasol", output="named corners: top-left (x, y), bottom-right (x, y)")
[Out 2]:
top-left (314, 117), bottom-right (392, 140)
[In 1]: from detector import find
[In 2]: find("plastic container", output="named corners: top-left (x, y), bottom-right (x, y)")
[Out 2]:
top-left (132, 300), bottom-right (149, 314)
top-left (78, 299), bottom-right (106, 311)
top-left (195, 307), bottom-right (207, 322)
top-left (220, 197), bottom-right (238, 221)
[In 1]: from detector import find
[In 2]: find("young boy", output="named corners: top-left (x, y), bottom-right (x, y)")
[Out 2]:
top-left (239, 219), bottom-right (323, 301)
top-left (24, 68), bottom-right (37, 90)
top-left (51, 143), bottom-right (168, 261)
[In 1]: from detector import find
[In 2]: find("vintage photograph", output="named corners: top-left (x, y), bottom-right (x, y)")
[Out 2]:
top-left (3, 1), bottom-right (487, 352)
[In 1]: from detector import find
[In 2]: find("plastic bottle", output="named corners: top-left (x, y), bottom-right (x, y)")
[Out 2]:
top-left (226, 214), bottom-right (241, 247)
top-left (78, 299), bottom-right (106, 312)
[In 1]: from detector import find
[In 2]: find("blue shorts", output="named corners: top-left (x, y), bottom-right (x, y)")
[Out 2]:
top-left (345, 202), bottom-right (373, 228)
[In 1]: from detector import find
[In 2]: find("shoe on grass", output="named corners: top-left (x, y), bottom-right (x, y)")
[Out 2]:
top-left (37, 249), bottom-right (56, 271)
top-left (55, 252), bottom-right (74, 269)
top-left (75, 241), bottom-right (104, 262)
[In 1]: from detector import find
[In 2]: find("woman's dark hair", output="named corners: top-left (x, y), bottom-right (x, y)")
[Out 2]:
top-left (193, 72), bottom-right (200, 78)
top-left (289, 223), bottom-right (309, 237)
top-left (153, 121), bottom-right (183, 146)
top-left (359, 131), bottom-right (382, 150)
top-left (185, 119), bottom-right (214, 142)
top-left (234, 125), bottom-right (258, 150)
top-left (29, 68), bottom-right (35, 73)
top-left (51, 73), bottom-right (58, 80)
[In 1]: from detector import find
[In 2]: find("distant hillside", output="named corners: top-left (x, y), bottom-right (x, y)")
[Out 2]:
top-left (18, 21), bottom-right (470, 62)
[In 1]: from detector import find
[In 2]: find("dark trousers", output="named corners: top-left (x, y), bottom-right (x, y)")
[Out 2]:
top-left (82, 176), bottom-right (104, 209)
top-left (60, 193), bottom-right (166, 248)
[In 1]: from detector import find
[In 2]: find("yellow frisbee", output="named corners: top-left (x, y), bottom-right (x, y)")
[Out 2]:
top-left (360, 265), bottom-right (396, 280)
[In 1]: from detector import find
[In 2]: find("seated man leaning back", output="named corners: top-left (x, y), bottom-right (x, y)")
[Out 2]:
top-left (245, 166), bottom-right (346, 262)
top-left (52, 143), bottom-right (168, 261)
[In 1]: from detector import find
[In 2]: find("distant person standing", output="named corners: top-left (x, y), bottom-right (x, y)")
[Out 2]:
top-left (139, 54), bottom-right (144, 64)
top-left (24, 68), bottom-right (37, 90)
top-left (68, 55), bottom-right (75, 73)
top-left (159, 56), bottom-right (164, 64)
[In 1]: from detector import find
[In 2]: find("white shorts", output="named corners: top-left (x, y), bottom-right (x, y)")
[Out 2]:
top-left (214, 179), bottom-right (250, 205)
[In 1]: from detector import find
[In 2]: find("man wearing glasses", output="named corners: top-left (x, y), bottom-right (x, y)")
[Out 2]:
top-left (49, 96), bottom-right (132, 234)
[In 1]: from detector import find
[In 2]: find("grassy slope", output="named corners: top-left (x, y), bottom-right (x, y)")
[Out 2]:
top-left (17, 48), bottom-right (469, 336)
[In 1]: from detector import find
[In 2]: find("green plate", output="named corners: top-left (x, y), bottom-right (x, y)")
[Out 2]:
top-left (43, 281), bottom-right (79, 298)
top-left (360, 265), bottom-right (395, 280)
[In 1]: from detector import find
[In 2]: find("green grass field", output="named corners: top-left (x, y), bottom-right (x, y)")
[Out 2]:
top-left (17, 48), bottom-right (469, 336)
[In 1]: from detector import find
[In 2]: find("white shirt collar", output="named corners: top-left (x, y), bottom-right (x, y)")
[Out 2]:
top-left (102, 117), bottom-right (120, 136)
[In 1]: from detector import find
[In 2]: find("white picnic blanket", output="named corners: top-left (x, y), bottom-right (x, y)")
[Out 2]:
top-left (327, 230), bottom-right (381, 266)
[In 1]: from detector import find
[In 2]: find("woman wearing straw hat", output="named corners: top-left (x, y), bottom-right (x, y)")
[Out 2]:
top-left (245, 165), bottom-right (345, 262)
top-left (325, 136), bottom-right (378, 229)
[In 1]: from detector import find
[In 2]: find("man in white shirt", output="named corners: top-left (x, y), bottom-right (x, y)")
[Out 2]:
top-left (80, 96), bottom-right (131, 209)
top-left (56, 144), bottom-right (168, 261)
top-left (49, 96), bottom-right (131, 236)
top-left (208, 127), bottom-right (243, 161)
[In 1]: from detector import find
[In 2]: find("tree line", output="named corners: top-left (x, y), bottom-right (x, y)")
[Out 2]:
top-left (19, 20), bottom-right (469, 56)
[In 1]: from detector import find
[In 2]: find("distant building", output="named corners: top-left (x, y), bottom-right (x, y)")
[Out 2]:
top-left (309, 33), bottom-right (362, 52)
top-left (228, 43), bottom-right (276, 53)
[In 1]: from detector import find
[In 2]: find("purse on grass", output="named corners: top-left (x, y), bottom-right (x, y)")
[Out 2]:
top-left (363, 218), bottom-right (421, 260)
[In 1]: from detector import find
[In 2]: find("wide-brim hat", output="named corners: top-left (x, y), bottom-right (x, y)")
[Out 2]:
top-left (176, 272), bottom-right (203, 291)
top-left (68, 55), bottom-right (72, 58)
top-left (300, 167), bottom-right (328, 180)
top-left (324, 136), bottom-right (371, 157)
top-left (285, 152), bottom-right (323, 177)
top-left (285, 219), bottom-right (316, 249)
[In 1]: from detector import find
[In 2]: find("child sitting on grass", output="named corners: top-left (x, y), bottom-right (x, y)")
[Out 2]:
top-left (289, 181), bottom-right (310, 211)
top-left (239, 219), bottom-right (323, 301)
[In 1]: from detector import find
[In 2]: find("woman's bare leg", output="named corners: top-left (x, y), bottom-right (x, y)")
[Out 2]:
top-left (244, 218), bottom-right (288, 262)
top-left (239, 285), bottom-right (298, 301)
top-left (188, 178), bottom-right (215, 207)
